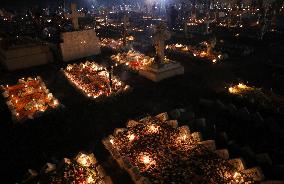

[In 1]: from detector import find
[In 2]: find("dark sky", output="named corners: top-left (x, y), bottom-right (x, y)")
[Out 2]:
top-left (1, 0), bottom-right (93, 9)
top-left (0, 0), bottom-right (141, 9)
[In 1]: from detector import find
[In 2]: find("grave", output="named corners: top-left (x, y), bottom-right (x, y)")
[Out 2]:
top-left (103, 113), bottom-right (263, 184)
top-left (1, 77), bottom-right (60, 122)
top-left (0, 37), bottom-right (53, 71)
top-left (60, 3), bottom-right (100, 61)
top-left (62, 61), bottom-right (131, 100)
top-left (20, 152), bottom-right (112, 184)
top-left (139, 23), bottom-right (184, 82)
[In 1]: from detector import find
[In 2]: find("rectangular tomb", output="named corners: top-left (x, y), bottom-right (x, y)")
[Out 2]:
top-left (62, 61), bottom-right (131, 100)
top-left (1, 76), bottom-right (60, 122)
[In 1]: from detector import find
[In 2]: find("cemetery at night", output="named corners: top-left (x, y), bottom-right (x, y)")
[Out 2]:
top-left (0, 0), bottom-right (284, 183)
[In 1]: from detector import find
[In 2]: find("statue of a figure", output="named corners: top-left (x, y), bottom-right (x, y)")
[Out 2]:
top-left (153, 23), bottom-right (171, 66)
top-left (207, 37), bottom-right (216, 55)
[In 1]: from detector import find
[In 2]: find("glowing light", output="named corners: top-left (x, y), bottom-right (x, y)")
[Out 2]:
top-left (128, 134), bottom-right (135, 141)
top-left (141, 155), bottom-right (151, 164)
top-left (86, 175), bottom-right (95, 183)
top-left (76, 153), bottom-right (95, 167)
top-left (147, 124), bottom-right (159, 133)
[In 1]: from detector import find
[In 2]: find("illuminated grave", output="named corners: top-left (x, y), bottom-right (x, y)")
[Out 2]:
top-left (111, 23), bottom-right (184, 82)
top-left (111, 50), bottom-right (154, 71)
top-left (103, 113), bottom-right (261, 184)
top-left (166, 42), bottom-right (225, 64)
top-left (100, 38), bottom-right (123, 50)
top-left (228, 83), bottom-right (272, 107)
top-left (1, 77), bottom-right (60, 122)
top-left (29, 152), bottom-right (112, 184)
top-left (62, 61), bottom-right (131, 100)
top-left (100, 36), bottom-right (134, 50)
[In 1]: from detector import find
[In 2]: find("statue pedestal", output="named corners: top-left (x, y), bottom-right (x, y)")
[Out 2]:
top-left (139, 61), bottom-right (184, 82)
top-left (60, 29), bottom-right (101, 61)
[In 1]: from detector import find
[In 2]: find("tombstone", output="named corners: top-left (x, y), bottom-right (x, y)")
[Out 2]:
top-left (227, 140), bottom-right (242, 155)
top-left (114, 128), bottom-right (127, 136)
top-left (44, 163), bottom-right (56, 173)
top-left (60, 3), bottom-right (100, 61)
top-left (215, 149), bottom-right (229, 159)
top-left (180, 111), bottom-right (195, 122)
top-left (215, 99), bottom-right (226, 111)
top-left (256, 153), bottom-right (273, 166)
top-left (199, 98), bottom-right (215, 107)
top-left (228, 158), bottom-right (246, 171)
top-left (251, 112), bottom-right (264, 123)
top-left (104, 176), bottom-right (113, 184)
top-left (139, 116), bottom-right (152, 123)
top-left (227, 103), bottom-right (238, 115)
top-left (237, 107), bottom-right (250, 120)
top-left (265, 117), bottom-right (280, 134)
top-left (194, 118), bottom-right (206, 130)
top-left (0, 38), bottom-right (53, 71)
top-left (127, 120), bottom-right (139, 128)
top-left (20, 169), bottom-right (38, 183)
top-left (200, 140), bottom-right (216, 151)
top-left (169, 109), bottom-right (181, 119)
top-left (96, 165), bottom-right (106, 177)
top-left (191, 132), bottom-right (202, 142)
top-left (178, 125), bottom-right (191, 134)
top-left (242, 167), bottom-right (265, 182)
top-left (241, 146), bottom-right (256, 161)
top-left (166, 120), bottom-right (178, 128)
top-left (216, 132), bottom-right (229, 146)
top-left (155, 112), bottom-right (169, 121)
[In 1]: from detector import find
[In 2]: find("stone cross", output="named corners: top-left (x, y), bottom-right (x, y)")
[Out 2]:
top-left (153, 23), bottom-right (171, 66)
top-left (123, 14), bottom-right (129, 46)
top-left (64, 3), bottom-right (85, 30)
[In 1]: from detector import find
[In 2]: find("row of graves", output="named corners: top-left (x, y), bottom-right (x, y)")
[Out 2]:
top-left (166, 38), bottom-right (227, 64)
top-left (102, 112), bottom-right (282, 183)
top-left (100, 36), bottom-right (134, 51)
top-left (20, 112), bottom-right (284, 183)
top-left (1, 62), bottom-right (131, 123)
top-left (0, 3), bottom-right (101, 70)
